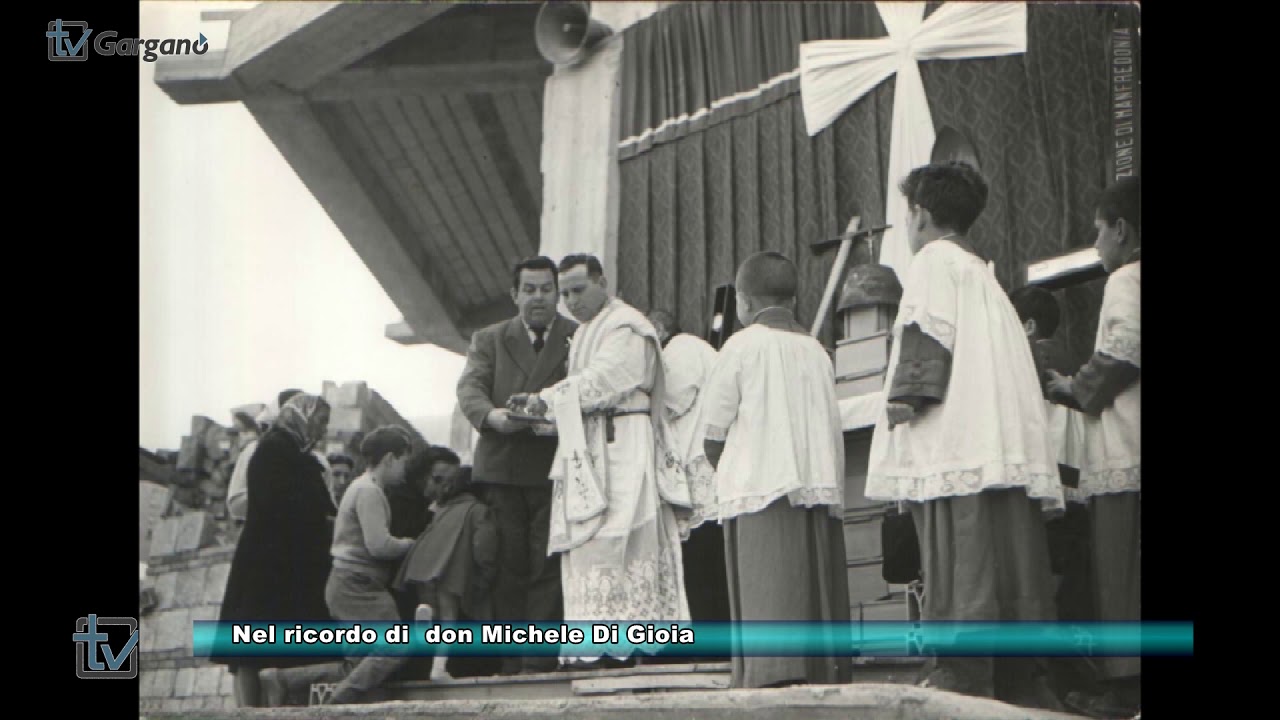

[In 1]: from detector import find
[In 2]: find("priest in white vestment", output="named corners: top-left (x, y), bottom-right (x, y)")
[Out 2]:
top-left (515, 255), bottom-right (691, 667)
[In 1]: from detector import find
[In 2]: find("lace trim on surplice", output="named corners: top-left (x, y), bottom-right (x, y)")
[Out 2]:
top-left (869, 462), bottom-right (1063, 504)
top-left (1074, 465), bottom-right (1140, 500)
top-left (707, 487), bottom-right (843, 522)
top-left (897, 306), bottom-right (956, 352)
top-left (1098, 324), bottom-right (1141, 368)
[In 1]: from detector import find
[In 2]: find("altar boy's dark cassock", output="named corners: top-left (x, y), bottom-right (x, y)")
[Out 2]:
top-left (457, 314), bottom-right (576, 674)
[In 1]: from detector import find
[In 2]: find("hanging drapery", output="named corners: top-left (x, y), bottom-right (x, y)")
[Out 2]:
top-left (618, 2), bottom-right (888, 162)
top-left (616, 2), bottom-right (1123, 367)
top-left (616, 2), bottom-right (889, 349)
top-left (798, 2), bottom-right (1028, 276)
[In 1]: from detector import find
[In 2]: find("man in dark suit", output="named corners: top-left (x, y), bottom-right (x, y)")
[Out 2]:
top-left (457, 255), bottom-right (576, 675)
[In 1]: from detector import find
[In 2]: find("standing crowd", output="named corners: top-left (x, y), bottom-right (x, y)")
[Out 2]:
top-left (213, 164), bottom-right (1140, 718)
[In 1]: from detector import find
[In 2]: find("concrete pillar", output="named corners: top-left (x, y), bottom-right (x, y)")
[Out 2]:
top-left (537, 3), bottom-right (671, 285)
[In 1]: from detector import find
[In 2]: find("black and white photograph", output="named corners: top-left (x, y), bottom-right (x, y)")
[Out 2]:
top-left (133, 1), bottom-right (1144, 717)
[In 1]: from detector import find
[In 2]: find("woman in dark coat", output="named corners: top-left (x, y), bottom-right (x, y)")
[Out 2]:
top-left (215, 394), bottom-right (336, 707)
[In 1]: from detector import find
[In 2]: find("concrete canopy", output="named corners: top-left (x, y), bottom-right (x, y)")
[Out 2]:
top-left (155, 2), bottom-right (553, 354)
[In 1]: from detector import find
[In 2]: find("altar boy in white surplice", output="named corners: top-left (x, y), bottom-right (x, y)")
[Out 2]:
top-left (512, 254), bottom-right (691, 669)
top-left (866, 162), bottom-right (1063, 709)
top-left (701, 251), bottom-right (852, 690)
top-left (1047, 177), bottom-right (1142, 718)
top-left (648, 310), bottom-right (732, 642)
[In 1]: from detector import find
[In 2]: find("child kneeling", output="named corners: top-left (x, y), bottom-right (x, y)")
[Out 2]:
top-left (393, 466), bottom-right (498, 681)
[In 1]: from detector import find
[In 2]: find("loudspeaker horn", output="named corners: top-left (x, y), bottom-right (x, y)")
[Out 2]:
top-left (536, 1), bottom-right (613, 66)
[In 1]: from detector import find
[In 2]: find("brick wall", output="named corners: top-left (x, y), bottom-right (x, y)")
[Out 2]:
top-left (320, 380), bottom-right (428, 471)
top-left (139, 545), bottom-right (237, 713)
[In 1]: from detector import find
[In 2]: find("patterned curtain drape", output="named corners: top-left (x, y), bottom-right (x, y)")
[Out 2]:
top-left (617, 2), bottom-right (1130, 366)
top-left (619, 2), bottom-right (888, 161)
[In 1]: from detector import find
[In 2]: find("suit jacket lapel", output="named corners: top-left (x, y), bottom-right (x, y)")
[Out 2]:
top-left (503, 317), bottom-right (537, 377)
top-left (528, 316), bottom-right (573, 390)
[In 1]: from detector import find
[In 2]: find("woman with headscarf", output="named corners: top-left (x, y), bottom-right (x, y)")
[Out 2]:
top-left (215, 393), bottom-right (337, 707)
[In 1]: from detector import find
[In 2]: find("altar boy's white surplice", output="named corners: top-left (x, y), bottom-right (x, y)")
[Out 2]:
top-left (1074, 260), bottom-right (1141, 500)
top-left (660, 333), bottom-right (721, 528)
top-left (702, 322), bottom-right (845, 521)
top-left (866, 239), bottom-right (1063, 507)
top-left (540, 298), bottom-right (691, 662)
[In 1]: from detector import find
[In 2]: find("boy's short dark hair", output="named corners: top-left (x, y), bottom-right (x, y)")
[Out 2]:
top-left (1096, 176), bottom-right (1140, 233)
top-left (360, 425), bottom-right (412, 467)
top-left (404, 447), bottom-right (435, 493)
top-left (430, 446), bottom-right (461, 467)
top-left (1010, 286), bottom-right (1061, 338)
top-left (736, 251), bottom-right (798, 305)
top-left (436, 466), bottom-right (474, 504)
top-left (899, 162), bottom-right (989, 234)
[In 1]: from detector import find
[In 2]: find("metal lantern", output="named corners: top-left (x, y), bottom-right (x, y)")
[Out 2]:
top-left (834, 258), bottom-right (902, 399)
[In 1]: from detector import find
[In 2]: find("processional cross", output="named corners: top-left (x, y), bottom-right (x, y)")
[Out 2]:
top-left (799, 2), bottom-right (1028, 277)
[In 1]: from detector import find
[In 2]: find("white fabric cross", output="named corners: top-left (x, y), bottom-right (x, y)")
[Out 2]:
top-left (799, 2), bottom-right (1027, 276)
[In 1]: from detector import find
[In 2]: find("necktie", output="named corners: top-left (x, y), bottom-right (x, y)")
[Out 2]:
top-left (532, 328), bottom-right (546, 353)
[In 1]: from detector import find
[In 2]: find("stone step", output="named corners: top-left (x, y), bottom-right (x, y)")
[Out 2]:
top-left (143, 682), bottom-right (1091, 720)
top-left (359, 662), bottom-right (734, 703)
top-left (323, 657), bottom-right (927, 704)
top-left (572, 671), bottom-right (731, 695)
top-left (296, 656), bottom-right (926, 705)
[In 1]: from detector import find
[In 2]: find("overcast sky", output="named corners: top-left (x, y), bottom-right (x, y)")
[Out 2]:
top-left (139, 1), bottom-right (466, 451)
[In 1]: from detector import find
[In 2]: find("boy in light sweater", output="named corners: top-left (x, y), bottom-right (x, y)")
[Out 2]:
top-left (324, 426), bottom-right (416, 705)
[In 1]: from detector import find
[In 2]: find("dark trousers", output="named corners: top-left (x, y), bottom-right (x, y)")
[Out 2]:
top-left (680, 522), bottom-right (731, 661)
top-left (724, 500), bottom-right (853, 688)
top-left (910, 489), bottom-right (1056, 702)
top-left (1047, 502), bottom-right (1095, 622)
top-left (324, 568), bottom-right (407, 696)
top-left (1088, 492), bottom-right (1141, 682)
top-left (1044, 501), bottom-right (1100, 700)
top-left (486, 484), bottom-right (562, 673)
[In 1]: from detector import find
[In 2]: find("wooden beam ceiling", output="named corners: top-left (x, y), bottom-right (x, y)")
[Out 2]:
top-left (305, 61), bottom-right (552, 102)
top-left (154, 1), bottom-right (549, 351)
top-left (232, 3), bottom-right (454, 93)
top-left (243, 89), bottom-right (469, 353)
